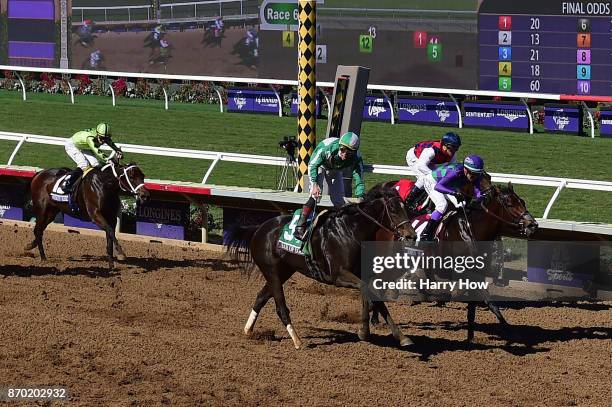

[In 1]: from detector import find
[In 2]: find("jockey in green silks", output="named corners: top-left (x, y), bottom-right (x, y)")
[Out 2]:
top-left (294, 132), bottom-right (365, 241)
top-left (63, 123), bottom-right (123, 192)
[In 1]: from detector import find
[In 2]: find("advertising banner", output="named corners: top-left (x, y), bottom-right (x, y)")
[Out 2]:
top-left (0, 183), bottom-right (27, 221)
top-left (463, 101), bottom-right (530, 131)
top-left (136, 200), bottom-right (189, 240)
top-left (227, 88), bottom-right (279, 114)
top-left (599, 109), bottom-right (612, 137)
top-left (363, 94), bottom-right (392, 122)
top-left (397, 96), bottom-right (459, 126)
top-left (544, 104), bottom-right (582, 135)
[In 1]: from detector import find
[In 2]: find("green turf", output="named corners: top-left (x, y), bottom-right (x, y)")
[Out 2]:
top-left (0, 90), bottom-right (610, 223)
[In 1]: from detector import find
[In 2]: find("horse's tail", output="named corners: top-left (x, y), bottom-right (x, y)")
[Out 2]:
top-left (224, 224), bottom-right (259, 275)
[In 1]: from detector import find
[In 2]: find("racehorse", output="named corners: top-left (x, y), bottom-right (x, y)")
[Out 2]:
top-left (26, 160), bottom-right (150, 271)
top-left (365, 180), bottom-right (538, 341)
top-left (225, 192), bottom-right (416, 349)
top-left (202, 23), bottom-right (224, 48)
top-left (231, 34), bottom-right (258, 69)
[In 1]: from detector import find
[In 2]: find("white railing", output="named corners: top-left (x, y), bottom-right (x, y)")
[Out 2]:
top-left (2, 131), bottom-right (611, 220)
top-left (73, 0), bottom-right (252, 23)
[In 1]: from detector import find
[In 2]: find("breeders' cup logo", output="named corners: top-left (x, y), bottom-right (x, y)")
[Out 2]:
top-left (553, 109), bottom-right (570, 130)
top-left (498, 108), bottom-right (524, 123)
top-left (233, 91), bottom-right (247, 110)
top-left (367, 98), bottom-right (387, 117)
top-left (436, 102), bottom-right (450, 122)
top-left (0, 204), bottom-right (9, 218)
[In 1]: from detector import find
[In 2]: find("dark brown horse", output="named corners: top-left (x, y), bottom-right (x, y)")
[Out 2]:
top-left (225, 192), bottom-right (416, 349)
top-left (26, 160), bottom-right (150, 270)
top-left (365, 180), bottom-right (538, 341)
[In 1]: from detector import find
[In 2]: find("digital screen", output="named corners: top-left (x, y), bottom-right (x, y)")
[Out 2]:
top-left (3, 1), bottom-right (612, 98)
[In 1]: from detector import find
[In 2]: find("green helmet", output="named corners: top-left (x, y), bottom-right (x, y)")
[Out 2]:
top-left (96, 123), bottom-right (111, 139)
top-left (339, 132), bottom-right (360, 151)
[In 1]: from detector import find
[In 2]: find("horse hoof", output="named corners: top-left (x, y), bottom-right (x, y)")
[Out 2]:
top-left (400, 337), bottom-right (414, 347)
top-left (357, 328), bottom-right (369, 341)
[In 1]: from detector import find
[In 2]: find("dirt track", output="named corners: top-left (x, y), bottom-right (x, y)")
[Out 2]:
top-left (0, 222), bottom-right (610, 406)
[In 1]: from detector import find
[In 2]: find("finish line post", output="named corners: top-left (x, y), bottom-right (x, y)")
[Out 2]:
top-left (297, 0), bottom-right (316, 192)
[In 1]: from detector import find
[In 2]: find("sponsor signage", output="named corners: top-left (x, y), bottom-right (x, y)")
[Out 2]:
top-left (527, 242), bottom-right (599, 288)
top-left (290, 93), bottom-right (322, 116)
top-left (227, 88), bottom-right (280, 114)
top-left (463, 101), bottom-right (530, 131)
top-left (136, 200), bottom-right (189, 240)
top-left (0, 183), bottom-right (27, 221)
top-left (260, 0), bottom-right (325, 31)
top-left (544, 104), bottom-right (583, 135)
top-left (397, 96), bottom-right (459, 126)
top-left (363, 94), bottom-right (392, 122)
top-left (599, 109), bottom-right (612, 137)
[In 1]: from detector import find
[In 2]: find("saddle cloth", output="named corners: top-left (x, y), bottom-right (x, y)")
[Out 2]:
top-left (277, 209), bottom-right (328, 256)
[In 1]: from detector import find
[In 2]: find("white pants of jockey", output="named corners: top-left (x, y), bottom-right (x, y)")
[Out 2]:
top-left (423, 174), bottom-right (449, 215)
top-left (306, 167), bottom-right (346, 208)
top-left (405, 147), bottom-right (428, 189)
top-left (65, 139), bottom-right (100, 170)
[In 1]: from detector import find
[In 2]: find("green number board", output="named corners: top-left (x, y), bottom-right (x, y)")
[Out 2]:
top-left (359, 35), bottom-right (373, 53)
top-left (427, 43), bottom-right (442, 62)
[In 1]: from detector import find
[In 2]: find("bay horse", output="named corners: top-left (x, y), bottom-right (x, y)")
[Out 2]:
top-left (365, 180), bottom-right (538, 341)
top-left (225, 192), bottom-right (416, 349)
top-left (26, 160), bottom-right (150, 270)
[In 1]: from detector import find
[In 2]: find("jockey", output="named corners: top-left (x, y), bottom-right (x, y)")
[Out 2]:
top-left (404, 132), bottom-right (461, 207)
top-left (89, 49), bottom-right (102, 69)
top-left (294, 132), bottom-right (365, 241)
top-left (214, 16), bottom-right (224, 32)
top-left (63, 123), bottom-right (123, 192)
top-left (420, 155), bottom-right (485, 241)
top-left (246, 27), bottom-right (258, 47)
top-left (153, 25), bottom-right (163, 41)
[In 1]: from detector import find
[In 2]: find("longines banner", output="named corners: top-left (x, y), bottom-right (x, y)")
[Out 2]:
top-left (397, 96), bottom-right (460, 126)
top-left (227, 88), bottom-right (280, 114)
top-left (543, 104), bottom-right (583, 135)
top-left (463, 101), bottom-right (530, 131)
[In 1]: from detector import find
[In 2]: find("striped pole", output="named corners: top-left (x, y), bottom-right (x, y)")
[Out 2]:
top-left (297, 0), bottom-right (316, 192)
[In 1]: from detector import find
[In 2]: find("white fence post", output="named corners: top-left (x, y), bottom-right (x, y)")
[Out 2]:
top-left (543, 180), bottom-right (567, 219)
top-left (581, 101), bottom-right (595, 139)
top-left (202, 153), bottom-right (222, 183)
top-left (213, 86), bottom-right (224, 113)
top-left (15, 72), bottom-right (26, 101)
top-left (162, 87), bottom-right (169, 110)
top-left (270, 85), bottom-right (283, 118)
top-left (521, 98), bottom-right (534, 135)
top-left (449, 94), bottom-right (462, 128)
top-left (108, 82), bottom-right (116, 107)
top-left (7, 135), bottom-right (27, 165)
top-left (382, 91), bottom-right (394, 125)
top-left (65, 76), bottom-right (75, 104)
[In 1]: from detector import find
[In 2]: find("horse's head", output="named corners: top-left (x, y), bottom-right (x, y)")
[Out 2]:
top-left (484, 182), bottom-right (538, 237)
top-left (116, 163), bottom-right (150, 204)
top-left (361, 191), bottom-right (415, 241)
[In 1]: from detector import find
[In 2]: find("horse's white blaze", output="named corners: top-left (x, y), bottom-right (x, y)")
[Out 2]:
top-left (244, 309), bottom-right (258, 335)
top-left (286, 324), bottom-right (302, 349)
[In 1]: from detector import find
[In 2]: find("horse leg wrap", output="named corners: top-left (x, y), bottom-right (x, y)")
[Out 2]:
top-left (286, 324), bottom-right (302, 349)
top-left (244, 309), bottom-right (258, 335)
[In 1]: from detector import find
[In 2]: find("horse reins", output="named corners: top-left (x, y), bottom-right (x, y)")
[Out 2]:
top-left (355, 196), bottom-right (410, 239)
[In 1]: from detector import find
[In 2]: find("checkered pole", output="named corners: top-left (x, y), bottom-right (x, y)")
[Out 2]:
top-left (297, 1), bottom-right (316, 192)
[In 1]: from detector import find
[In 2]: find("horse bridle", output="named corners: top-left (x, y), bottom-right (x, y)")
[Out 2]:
top-left (355, 195), bottom-right (411, 240)
top-left (102, 162), bottom-right (145, 196)
top-left (479, 188), bottom-right (530, 235)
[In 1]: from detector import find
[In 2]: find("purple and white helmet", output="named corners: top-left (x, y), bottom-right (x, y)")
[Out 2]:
top-left (463, 155), bottom-right (485, 173)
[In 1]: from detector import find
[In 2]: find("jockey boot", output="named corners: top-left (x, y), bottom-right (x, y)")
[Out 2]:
top-left (294, 198), bottom-right (316, 241)
top-left (404, 186), bottom-right (423, 208)
top-left (64, 168), bottom-right (83, 193)
top-left (420, 218), bottom-right (441, 242)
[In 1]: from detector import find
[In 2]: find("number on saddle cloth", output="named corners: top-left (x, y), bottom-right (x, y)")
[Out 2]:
top-left (277, 208), bottom-right (317, 256)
